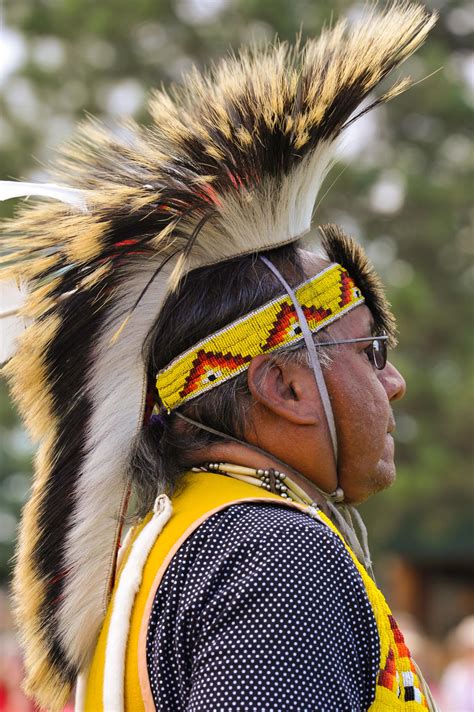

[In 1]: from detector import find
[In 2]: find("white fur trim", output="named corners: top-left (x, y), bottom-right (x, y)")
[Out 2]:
top-left (103, 495), bottom-right (172, 711)
top-left (116, 526), bottom-right (134, 570)
top-left (74, 673), bottom-right (87, 712)
top-left (73, 526), bottom-right (133, 712)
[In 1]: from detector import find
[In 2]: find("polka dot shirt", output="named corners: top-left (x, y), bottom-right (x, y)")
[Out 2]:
top-left (146, 503), bottom-right (380, 710)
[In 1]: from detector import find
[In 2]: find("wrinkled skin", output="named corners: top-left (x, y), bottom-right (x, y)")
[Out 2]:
top-left (317, 304), bottom-right (405, 503)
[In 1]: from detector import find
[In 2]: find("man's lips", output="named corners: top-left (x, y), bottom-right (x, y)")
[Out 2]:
top-left (387, 415), bottom-right (396, 434)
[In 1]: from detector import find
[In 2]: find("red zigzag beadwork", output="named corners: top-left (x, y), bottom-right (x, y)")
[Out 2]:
top-left (262, 302), bottom-right (333, 351)
top-left (158, 263), bottom-right (366, 411)
top-left (181, 351), bottom-right (252, 399)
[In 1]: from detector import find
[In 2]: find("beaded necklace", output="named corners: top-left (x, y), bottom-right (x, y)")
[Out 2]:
top-left (194, 461), bottom-right (375, 579)
top-left (198, 461), bottom-right (334, 503)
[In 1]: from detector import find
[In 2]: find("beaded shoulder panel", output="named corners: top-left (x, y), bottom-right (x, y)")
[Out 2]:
top-left (317, 509), bottom-right (431, 710)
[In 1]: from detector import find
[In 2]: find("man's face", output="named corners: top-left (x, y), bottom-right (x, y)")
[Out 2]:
top-left (322, 304), bottom-right (406, 503)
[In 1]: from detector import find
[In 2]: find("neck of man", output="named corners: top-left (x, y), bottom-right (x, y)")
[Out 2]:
top-left (191, 440), bottom-right (332, 515)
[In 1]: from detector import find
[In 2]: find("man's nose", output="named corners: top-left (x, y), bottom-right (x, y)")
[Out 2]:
top-left (379, 361), bottom-right (406, 401)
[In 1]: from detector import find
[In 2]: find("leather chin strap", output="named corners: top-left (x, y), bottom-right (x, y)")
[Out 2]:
top-left (258, 255), bottom-right (339, 466)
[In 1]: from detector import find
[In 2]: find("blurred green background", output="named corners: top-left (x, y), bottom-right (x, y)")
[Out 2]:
top-left (0, 0), bottom-right (472, 638)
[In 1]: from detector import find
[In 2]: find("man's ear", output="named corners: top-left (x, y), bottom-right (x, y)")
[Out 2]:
top-left (247, 354), bottom-right (320, 426)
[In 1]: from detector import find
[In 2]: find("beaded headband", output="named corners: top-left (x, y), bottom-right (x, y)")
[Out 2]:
top-left (156, 263), bottom-right (364, 410)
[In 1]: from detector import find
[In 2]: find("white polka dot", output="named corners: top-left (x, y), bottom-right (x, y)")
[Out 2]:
top-left (146, 504), bottom-right (380, 710)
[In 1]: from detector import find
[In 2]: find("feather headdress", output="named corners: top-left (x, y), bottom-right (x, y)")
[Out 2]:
top-left (0, 4), bottom-right (436, 709)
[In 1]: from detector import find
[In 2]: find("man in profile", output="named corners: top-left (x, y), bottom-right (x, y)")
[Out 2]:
top-left (0, 3), bottom-right (439, 710)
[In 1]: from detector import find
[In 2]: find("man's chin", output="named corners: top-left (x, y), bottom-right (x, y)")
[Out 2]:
top-left (371, 458), bottom-right (397, 496)
top-left (342, 460), bottom-right (397, 505)
top-left (367, 434), bottom-right (397, 496)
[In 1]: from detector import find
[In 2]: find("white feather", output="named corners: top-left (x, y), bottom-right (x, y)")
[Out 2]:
top-left (0, 181), bottom-right (88, 211)
top-left (198, 140), bottom-right (334, 262)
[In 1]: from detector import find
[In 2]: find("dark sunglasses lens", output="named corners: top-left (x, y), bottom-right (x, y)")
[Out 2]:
top-left (372, 339), bottom-right (387, 369)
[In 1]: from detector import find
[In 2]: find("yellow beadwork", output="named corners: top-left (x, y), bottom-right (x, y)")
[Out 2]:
top-left (82, 472), bottom-right (432, 710)
top-left (319, 512), bottom-right (429, 709)
top-left (156, 263), bottom-right (364, 410)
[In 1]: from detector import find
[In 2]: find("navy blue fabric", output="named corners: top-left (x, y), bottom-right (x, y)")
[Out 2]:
top-left (146, 502), bottom-right (380, 711)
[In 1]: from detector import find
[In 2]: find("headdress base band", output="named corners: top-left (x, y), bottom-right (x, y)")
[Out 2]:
top-left (156, 263), bottom-right (364, 411)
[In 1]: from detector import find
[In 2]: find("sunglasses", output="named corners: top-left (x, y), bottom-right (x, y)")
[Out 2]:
top-left (316, 333), bottom-right (389, 370)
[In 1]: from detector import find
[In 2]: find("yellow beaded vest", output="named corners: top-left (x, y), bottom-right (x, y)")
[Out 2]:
top-left (79, 472), bottom-right (433, 711)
